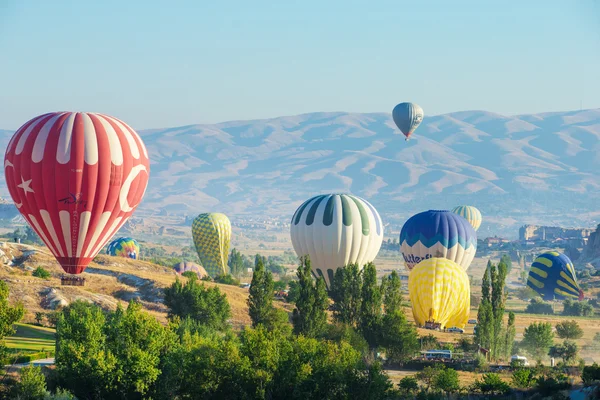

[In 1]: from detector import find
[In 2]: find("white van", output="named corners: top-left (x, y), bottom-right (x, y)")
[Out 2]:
top-left (510, 355), bottom-right (530, 366)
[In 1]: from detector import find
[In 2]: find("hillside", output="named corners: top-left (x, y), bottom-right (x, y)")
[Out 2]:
top-left (0, 242), bottom-right (258, 326)
top-left (1, 108), bottom-right (600, 238)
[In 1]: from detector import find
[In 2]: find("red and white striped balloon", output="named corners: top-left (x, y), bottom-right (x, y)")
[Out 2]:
top-left (4, 112), bottom-right (150, 274)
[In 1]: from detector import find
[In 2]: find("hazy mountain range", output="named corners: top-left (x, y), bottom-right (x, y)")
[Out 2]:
top-left (1, 109), bottom-right (599, 238)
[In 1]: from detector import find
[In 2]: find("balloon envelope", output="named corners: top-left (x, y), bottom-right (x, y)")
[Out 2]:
top-left (174, 261), bottom-right (208, 280)
top-left (392, 102), bottom-right (424, 139)
top-left (290, 193), bottom-right (383, 288)
top-left (4, 112), bottom-right (150, 274)
top-left (408, 257), bottom-right (470, 329)
top-left (451, 205), bottom-right (482, 231)
top-left (400, 210), bottom-right (477, 272)
top-left (192, 213), bottom-right (231, 278)
top-left (107, 237), bottom-right (140, 259)
top-left (527, 251), bottom-right (583, 301)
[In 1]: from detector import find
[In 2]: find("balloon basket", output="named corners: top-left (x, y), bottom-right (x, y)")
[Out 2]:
top-left (61, 275), bottom-right (86, 286)
top-left (424, 321), bottom-right (441, 331)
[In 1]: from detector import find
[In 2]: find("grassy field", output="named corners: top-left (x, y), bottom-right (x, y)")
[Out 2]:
top-left (4, 323), bottom-right (55, 353)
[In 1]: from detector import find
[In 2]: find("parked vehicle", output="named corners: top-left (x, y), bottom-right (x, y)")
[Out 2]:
top-left (510, 355), bottom-right (530, 366)
top-left (447, 327), bottom-right (464, 333)
top-left (422, 350), bottom-right (452, 360)
top-left (468, 319), bottom-right (477, 324)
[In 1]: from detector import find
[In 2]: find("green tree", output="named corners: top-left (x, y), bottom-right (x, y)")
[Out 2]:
top-left (214, 274), bottom-right (240, 286)
top-left (501, 254), bottom-right (513, 274)
top-left (555, 320), bottom-right (584, 340)
top-left (14, 365), bottom-right (47, 400)
top-left (46, 312), bottom-right (58, 328)
top-left (511, 368), bottom-right (535, 389)
top-left (228, 248), bottom-right (245, 277)
top-left (292, 256), bottom-right (328, 337)
top-left (286, 280), bottom-right (300, 304)
top-left (563, 299), bottom-right (594, 317)
top-left (472, 373), bottom-right (510, 395)
top-left (475, 262), bottom-right (493, 349)
top-left (56, 300), bottom-right (175, 399)
top-left (475, 299), bottom-right (493, 349)
top-left (521, 322), bottom-right (554, 362)
top-left (105, 301), bottom-right (174, 398)
top-left (331, 263), bottom-right (362, 326)
top-left (0, 280), bottom-right (25, 339)
top-left (416, 364), bottom-right (445, 388)
top-left (54, 301), bottom-right (111, 398)
top-left (159, 324), bottom-right (394, 399)
top-left (549, 340), bottom-right (579, 365)
top-left (504, 312), bottom-right (516, 359)
top-left (525, 298), bottom-right (554, 314)
top-left (491, 259), bottom-right (508, 359)
top-left (35, 312), bottom-right (44, 326)
top-left (398, 376), bottom-right (419, 394)
top-left (381, 270), bottom-right (403, 313)
top-left (181, 270), bottom-right (198, 281)
top-left (481, 260), bottom-right (492, 302)
top-left (420, 334), bottom-right (440, 350)
top-left (359, 262), bottom-right (382, 352)
top-left (248, 254), bottom-right (275, 329)
top-left (379, 309), bottom-right (419, 363)
top-left (44, 388), bottom-right (77, 399)
top-left (164, 279), bottom-right (231, 330)
top-left (379, 272), bottom-right (418, 362)
top-left (32, 267), bottom-right (51, 279)
top-left (433, 368), bottom-right (460, 394)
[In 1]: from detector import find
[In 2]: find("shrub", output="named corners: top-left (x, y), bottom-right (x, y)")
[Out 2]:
top-left (525, 298), bottom-right (554, 315)
top-left (535, 375), bottom-right (571, 397)
top-left (472, 373), bottom-right (511, 395)
top-left (13, 365), bottom-right (47, 400)
top-left (32, 267), bottom-right (51, 279)
top-left (582, 363), bottom-right (600, 385)
top-left (432, 368), bottom-right (460, 393)
top-left (562, 299), bottom-right (594, 317)
top-left (473, 353), bottom-right (489, 372)
top-left (512, 368), bottom-right (535, 388)
top-left (44, 388), bottom-right (78, 399)
top-left (213, 274), bottom-right (240, 286)
top-left (273, 280), bottom-right (287, 291)
top-left (398, 376), bottom-right (419, 393)
top-left (181, 270), bottom-right (198, 281)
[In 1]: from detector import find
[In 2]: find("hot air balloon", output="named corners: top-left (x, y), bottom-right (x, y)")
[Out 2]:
top-left (290, 193), bottom-right (383, 288)
top-left (451, 205), bottom-right (482, 231)
top-left (527, 252), bottom-right (583, 301)
top-left (107, 237), bottom-right (140, 259)
top-left (392, 102), bottom-right (424, 141)
top-left (4, 112), bottom-right (149, 275)
top-left (173, 261), bottom-right (208, 280)
top-left (192, 213), bottom-right (231, 278)
top-left (408, 258), bottom-right (470, 329)
top-left (400, 210), bottom-right (477, 272)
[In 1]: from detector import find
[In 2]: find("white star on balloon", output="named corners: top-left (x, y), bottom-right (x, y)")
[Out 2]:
top-left (17, 177), bottom-right (34, 195)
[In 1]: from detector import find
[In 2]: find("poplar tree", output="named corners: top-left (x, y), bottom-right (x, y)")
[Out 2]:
top-left (248, 255), bottom-right (275, 328)
top-left (292, 256), bottom-right (328, 337)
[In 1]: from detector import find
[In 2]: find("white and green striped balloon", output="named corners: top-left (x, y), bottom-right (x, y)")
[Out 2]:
top-left (290, 193), bottom-right (384, 288)
top-left (451, 205), bottom-right (482, 231)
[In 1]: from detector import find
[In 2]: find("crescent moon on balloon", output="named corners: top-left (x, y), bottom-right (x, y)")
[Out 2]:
top-left (4, 159), bottom-right (22, 208)
top-left (119, 165), bottom-right (148, 212)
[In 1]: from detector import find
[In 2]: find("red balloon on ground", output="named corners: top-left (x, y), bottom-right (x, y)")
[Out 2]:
top-left (4, 112), bottom-right (150, 274)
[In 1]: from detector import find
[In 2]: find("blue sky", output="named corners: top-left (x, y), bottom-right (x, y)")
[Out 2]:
top-left (1, 0), bottom-right (599, 129)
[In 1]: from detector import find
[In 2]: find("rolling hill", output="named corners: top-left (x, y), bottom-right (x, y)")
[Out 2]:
top-left (1, 108), bottom-right (599, 238)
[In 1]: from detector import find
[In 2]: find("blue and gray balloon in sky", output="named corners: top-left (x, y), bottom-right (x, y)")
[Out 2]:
top-left (392, 102), bottom-right (424, 140)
